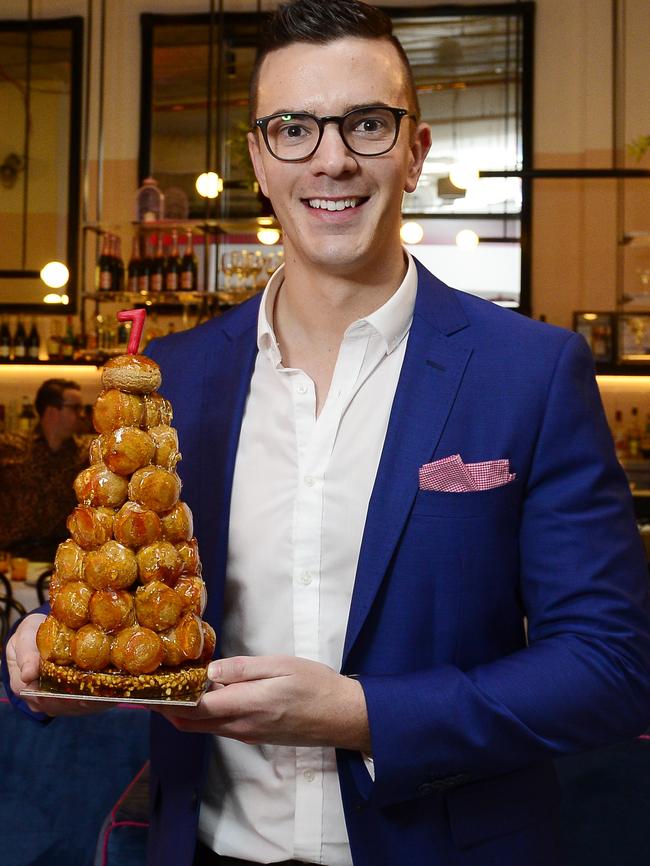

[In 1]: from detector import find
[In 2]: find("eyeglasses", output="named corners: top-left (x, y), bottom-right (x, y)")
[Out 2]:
top-left (254, 105), bottom-right (417, 162)
top-left (61, 403), bottom-right (84, 414)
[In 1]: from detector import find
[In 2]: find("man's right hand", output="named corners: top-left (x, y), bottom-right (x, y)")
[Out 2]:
top-left (6, 614), bottom-right (103, 717)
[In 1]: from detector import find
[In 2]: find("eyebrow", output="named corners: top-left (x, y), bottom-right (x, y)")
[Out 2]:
top-left (264, 101), bottom-right (395, 117)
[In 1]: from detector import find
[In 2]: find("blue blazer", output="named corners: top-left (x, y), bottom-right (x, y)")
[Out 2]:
top-left (5, 261), bottom-right (650, 866)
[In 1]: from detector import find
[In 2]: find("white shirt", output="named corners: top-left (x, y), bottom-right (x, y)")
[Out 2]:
top-left (198, 253), bottom-right (417, 865)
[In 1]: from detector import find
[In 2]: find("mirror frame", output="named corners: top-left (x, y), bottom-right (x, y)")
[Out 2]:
top-left (0, 16), bottom-right (83, 314)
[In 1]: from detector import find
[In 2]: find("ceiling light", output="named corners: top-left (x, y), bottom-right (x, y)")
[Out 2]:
top-left (257, 228), bottom-right (281, 245)
top-left (455, 229), bottom-right (479, 250)
top-left (40, 261), bottom-right (69, 288)
top-left (400, 221), bottom-right (424, 245)
top-left (449, 164), bottom-right (480, 190)
top-left (195, 172), bottom-right (223, 199)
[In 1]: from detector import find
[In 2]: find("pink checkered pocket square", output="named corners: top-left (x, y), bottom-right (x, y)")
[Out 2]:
top-left (419, 454), bottom-right (516, 493)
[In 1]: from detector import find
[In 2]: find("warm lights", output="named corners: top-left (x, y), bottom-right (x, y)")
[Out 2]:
top-left (195, 172), bottom-right (223, 199)
top-left (40, 261), bottom-right (69, 288)
top-left (449, 163), bottom-right (480, 190)
top-left (257, 228), bottom-right (281, 245)
top-left (400, 221), bottom-right (424, 245)
top-left (455, 229), bottom-right (480, 250)
top-left (43, 293), bottom-right (70, 304)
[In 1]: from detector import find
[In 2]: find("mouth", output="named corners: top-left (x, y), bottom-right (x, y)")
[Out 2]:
top-left (303, 196), bottom-right (369, 212)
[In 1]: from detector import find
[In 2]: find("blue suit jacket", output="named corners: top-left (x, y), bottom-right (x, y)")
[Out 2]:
top-left (5, 261), bottom-right (650, 866)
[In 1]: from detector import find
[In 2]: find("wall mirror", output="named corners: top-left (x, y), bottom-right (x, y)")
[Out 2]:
top-left (140, 4), bottom-right (531, 311)
top-left (0, 17), bottom-right (83, 312)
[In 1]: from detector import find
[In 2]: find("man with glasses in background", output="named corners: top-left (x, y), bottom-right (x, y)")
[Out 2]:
top-left (6, 2), bottom-right (650, 865)
top-left (0, 378), bottom-right (89, 561)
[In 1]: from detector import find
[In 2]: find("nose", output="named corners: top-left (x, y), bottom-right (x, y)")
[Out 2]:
top-left (309, 122), bottom-right (358, 176)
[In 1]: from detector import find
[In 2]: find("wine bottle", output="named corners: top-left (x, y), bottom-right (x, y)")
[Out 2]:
top-left (151, 234), bottom-right (165, 293)
top-left (0, 316), bottom-right (11, 362)
top-left (181, 231), bottom-right (198, 291)
top-left (165, 229), bottom-right (182, 292)
top-left (113, 235), bottom-right (125, 293)
top-left (27, 317), bottom-right (40, 361)
top-left (127, 235), bottom-right (140, 293)
top-left (62, 315), bottom-right (75, 360)
top-left (13, 318), bottom-right (27, 360)
top-left (18, 396), bottom-right (36, 434)
top-left (628, 406), bottom-right (641, 459)
top-left (138, 237), bottom-right (152, 294)
top-left (47, 320), bottom-right (62, 361)
top-left (97, 233), bottom-right (113, 291)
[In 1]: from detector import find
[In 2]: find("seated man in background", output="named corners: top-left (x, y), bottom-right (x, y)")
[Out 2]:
top-left (0, 378), bottom-right (89, 562)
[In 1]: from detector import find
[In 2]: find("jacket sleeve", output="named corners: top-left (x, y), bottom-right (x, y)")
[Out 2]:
top-left (356, 333), bottom-right (650, 808)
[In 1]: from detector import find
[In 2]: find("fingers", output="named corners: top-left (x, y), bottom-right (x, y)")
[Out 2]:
top-left (207, 654), bottom-right (294, 685)
top-left (6, 613), bottom-right (45, 696)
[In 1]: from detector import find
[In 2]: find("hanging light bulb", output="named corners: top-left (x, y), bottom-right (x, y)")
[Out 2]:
top-left (449, 163), bottom-right (479, 190)
top-left (400, 221), bottom-right (424, 245)
top-left (257, 228), bottom-right (281, 245)
top-left (195, 172), bottom-right (223, 199)
top-left (455, 229), bottom-right (480, 250)
top-left (40, 261), bottom-right (69, 289)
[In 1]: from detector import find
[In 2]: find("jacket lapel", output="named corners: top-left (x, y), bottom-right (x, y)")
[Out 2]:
top-left (342, 262), bottom-right (473, 665)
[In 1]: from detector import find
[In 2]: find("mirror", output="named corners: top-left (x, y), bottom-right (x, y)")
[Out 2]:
top-left (140, 6), bottom-right (530, 312)
top-left (0, 17), bottom-right (82, 312)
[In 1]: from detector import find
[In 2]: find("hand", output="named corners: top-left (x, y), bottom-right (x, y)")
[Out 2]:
top-left (5, 614), bottom-right (104, 718)
top-left (155, 654), bottom-right (372, 752)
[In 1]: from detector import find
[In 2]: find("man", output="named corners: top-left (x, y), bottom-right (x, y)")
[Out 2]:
top-left (0, 378), bottom-right (88, 561)
top-left (5, 2), bottom-right (650, 865)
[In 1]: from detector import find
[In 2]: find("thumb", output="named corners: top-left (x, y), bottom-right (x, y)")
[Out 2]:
top-left (207, 654), bottom-right (290, 685)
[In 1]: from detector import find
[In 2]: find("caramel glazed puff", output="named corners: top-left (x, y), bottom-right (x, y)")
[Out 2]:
top-left (37, 354), bottom-right (216, 699)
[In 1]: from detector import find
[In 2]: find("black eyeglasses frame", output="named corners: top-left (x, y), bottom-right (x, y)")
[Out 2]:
top-left (254, 105), bottom-right (417, 162)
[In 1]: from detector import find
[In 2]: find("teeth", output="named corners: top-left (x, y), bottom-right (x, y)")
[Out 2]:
top-left (308, 198), bottom-right (359, 210)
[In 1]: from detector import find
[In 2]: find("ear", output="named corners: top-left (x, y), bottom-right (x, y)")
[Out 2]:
top-left (404, 122), bottom-right (432, 194)
top-left (247, 130), bottom-right (270, 198)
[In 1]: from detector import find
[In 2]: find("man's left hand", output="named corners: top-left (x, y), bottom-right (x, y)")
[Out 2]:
top-left (154, 655), bottom-right (371, 752)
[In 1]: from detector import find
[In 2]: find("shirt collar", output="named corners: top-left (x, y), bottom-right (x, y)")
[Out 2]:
top-left (257, 250), bottom-right (417, 362)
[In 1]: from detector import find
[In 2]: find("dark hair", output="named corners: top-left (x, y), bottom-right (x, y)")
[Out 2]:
top-left (35, 378), bottom-right (81, 418)
top-left (249, 0), bottom-right (419, 121)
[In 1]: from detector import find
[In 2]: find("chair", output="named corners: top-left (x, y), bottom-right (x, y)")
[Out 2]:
top-left (36, 569), bottom-right (52, 605)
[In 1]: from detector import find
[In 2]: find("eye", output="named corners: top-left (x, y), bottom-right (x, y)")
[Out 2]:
top-left (280, 123), bottom-right (310, 139)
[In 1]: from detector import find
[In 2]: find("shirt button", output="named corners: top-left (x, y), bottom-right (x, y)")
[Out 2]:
top-left (303, 769), bottom-right (315, 782)
top-left (304, 475), bottom-right (315, 487)
top-left (299, 570), bottom-right (313, 585)
top-left (297, 383), bottom-right (308, 395)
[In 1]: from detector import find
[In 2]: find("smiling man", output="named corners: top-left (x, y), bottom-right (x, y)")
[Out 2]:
top-left (5, 2), bottom-right (650, 866)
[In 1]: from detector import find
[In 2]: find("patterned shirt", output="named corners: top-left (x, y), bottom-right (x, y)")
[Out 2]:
top-left (0, 426), bottom-right (90, 561)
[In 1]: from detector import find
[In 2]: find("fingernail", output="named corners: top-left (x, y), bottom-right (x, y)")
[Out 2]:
top-left (207, 661), bottom-right (221, 680)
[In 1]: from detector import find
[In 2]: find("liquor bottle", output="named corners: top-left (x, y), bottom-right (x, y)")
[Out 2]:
top-left (13, 318), bottom-right (27, 360)
top-left (151, 234), bottom-right (165, 293)
top-left (127, 235), bottom-right (140, 293)
top-left (612, 409), bottom-right (627, 461)
top-left (165, 229), bottom-right (182, 292)
top-left (628, 406), bottom-right (641, 459)
top-left (180, 231), bottom-right (198, 291)
top-left (138, 237), bottom-right (152, 294)
top-left (18, 396), bottom-right (36, 434)
top-left (0, 316), bottom-right (11, 362)
top-left (97, 233), bottom-right (113, 291)
top-left (113, 235), bottom-right (125, 293)
top-left (61, 315), bottom-right (75, 360)
top-left (27, 318), bottom-right (40, 361)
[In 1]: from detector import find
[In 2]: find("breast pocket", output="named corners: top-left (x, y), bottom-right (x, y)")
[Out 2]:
top-left (411, 479), bottom-right (521, 519)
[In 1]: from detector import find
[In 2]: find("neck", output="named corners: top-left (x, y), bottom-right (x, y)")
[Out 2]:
top-left (276, 244), bottom-right (408, 347)
top-left (41, 421), bottom-right (67, 452)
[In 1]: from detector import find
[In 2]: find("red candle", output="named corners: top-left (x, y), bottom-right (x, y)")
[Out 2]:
top-left (117, 308), bottom-right (146, 354)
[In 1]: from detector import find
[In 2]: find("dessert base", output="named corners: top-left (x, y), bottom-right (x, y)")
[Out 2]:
top-left (30, 659), bottom-right (208, 703)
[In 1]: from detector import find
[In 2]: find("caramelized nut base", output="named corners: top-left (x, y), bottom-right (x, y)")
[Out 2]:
top-left (41, 659), bottom-right (207, 700)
